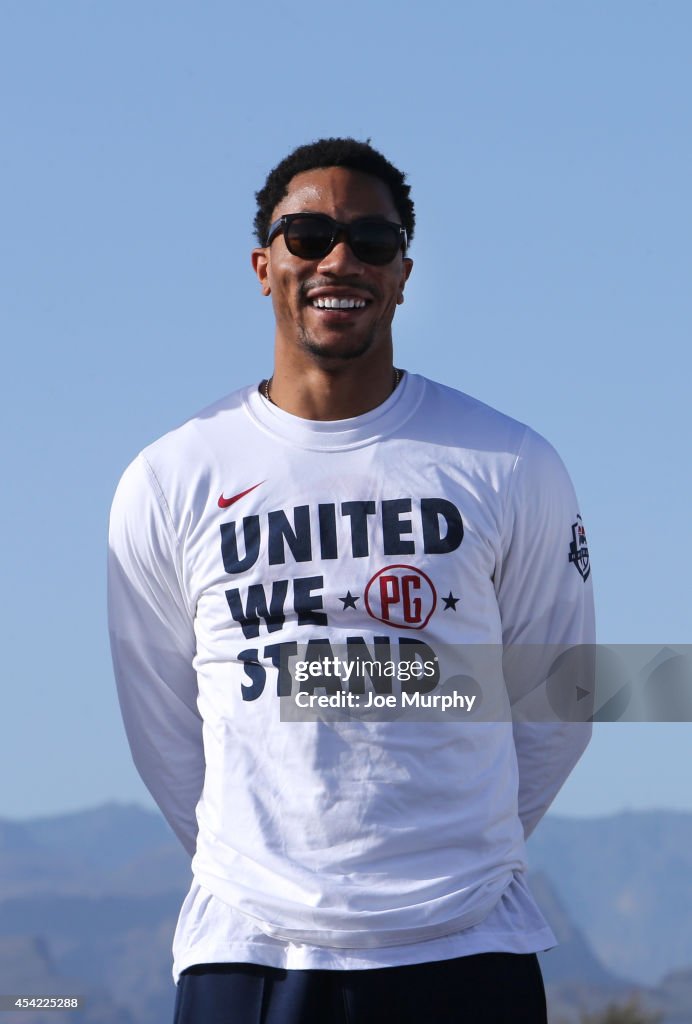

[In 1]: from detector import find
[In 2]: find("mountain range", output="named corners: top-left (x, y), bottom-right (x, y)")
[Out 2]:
top-left (0, 804), bottom-right (690, 1023)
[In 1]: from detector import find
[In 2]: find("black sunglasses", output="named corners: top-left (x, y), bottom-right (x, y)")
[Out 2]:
top-left (266, 213), bottom-right (407, 266)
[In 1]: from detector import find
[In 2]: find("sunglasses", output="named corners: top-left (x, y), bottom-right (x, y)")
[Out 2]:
top-left (266, 213), bottom-right (407, 266)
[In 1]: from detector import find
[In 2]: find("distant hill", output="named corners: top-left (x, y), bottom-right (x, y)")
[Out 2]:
top-left (0, 803), bottom-right (189, 899)
top-left (0, 805), bottom-right (185, 1024)
top-left (527, 811), bottom-right (692, 985)
top-left (0, 804), bottom-right (690, 1023)
top-left (531, 871), bottom-right (628, 988)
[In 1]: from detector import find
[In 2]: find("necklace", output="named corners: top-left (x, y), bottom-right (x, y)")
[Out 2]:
top-left (262, 368), bottom-right (402, 406)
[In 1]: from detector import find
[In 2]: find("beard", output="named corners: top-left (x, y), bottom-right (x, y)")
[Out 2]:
top-left (295, 278), bottom-right (388, 363)
top-left (296, 319), bottom-right (387, 363)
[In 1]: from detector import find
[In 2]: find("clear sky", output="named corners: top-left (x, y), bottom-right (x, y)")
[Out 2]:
top-left (1, 1), bottom-right (690, 821)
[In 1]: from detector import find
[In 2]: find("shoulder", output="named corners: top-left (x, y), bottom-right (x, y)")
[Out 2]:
top-left (412, 374), bottom-right (551, 462)
top-left (110, 384), bottom-right (255, 527)
top-left (139, 384), bottom-right (254, 470)
top-left (409, 377), bottom-right (580, 517)
top-left (128, 383), bottom-right (253, 481)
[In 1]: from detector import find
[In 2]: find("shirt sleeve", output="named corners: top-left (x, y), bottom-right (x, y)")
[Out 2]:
top-left (494, 428), bottom-right (595, 839)
top-left (107, 454), bottom-right (204, 856)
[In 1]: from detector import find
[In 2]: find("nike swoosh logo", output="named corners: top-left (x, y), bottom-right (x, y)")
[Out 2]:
top-left (218, 482), bottom-right (264, 509)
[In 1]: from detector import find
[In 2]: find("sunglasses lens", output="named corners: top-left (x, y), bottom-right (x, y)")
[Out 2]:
top-left (284, 217), bottom-right (333, 260)
top-left (279, 215), bottom-right (403, 265)
top-left (350, 222), bottom-right (401, 265)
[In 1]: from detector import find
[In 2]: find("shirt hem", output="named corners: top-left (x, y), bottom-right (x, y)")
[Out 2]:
top-left (172, 926), bottom-right (557, 984)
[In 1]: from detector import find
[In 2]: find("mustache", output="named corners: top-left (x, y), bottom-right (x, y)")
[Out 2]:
top-left (300, 278), bottom-right (378, 300)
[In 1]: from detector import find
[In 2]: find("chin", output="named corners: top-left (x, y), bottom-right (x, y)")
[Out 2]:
top-left (300, 329), bottom-right (377, 363)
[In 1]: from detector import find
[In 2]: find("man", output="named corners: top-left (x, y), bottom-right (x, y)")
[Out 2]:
top-left (108, 138), bottom-right (594, 1023)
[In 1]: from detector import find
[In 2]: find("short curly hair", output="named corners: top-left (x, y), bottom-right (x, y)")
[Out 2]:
top-left (254, 137), bottom-right (415, 248)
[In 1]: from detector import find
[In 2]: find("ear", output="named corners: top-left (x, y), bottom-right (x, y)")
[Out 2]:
top-left (397, 257), bottom-right (413, 305)
top-left (251, 247), bottom-right (271, 296)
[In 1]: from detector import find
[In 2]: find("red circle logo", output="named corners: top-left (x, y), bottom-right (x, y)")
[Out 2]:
top-left (364, 564), bottom-right (437, 630)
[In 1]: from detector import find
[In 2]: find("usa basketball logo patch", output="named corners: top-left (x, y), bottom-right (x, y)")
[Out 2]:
top-left (568, 515), bottom-right (590, 581)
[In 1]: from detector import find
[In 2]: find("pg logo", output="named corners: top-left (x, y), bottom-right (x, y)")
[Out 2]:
top-left (365, 565), bottom-right (437, 630)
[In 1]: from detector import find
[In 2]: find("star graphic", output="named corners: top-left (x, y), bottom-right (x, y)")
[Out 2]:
top-left (339, 591), bottom-right (359, 610)
top-left (443, 592), bottom-right (459, 611)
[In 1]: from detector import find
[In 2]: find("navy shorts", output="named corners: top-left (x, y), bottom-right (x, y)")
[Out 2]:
top-left (173, 952), bottom-right (547, 1023)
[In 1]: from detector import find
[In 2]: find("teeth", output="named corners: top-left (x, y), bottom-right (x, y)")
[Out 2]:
top-left (311, 297), bottom-right (366, 309)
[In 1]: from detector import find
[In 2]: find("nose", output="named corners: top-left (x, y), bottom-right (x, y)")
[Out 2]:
top-left (316, 235), bottom-right (365, 276)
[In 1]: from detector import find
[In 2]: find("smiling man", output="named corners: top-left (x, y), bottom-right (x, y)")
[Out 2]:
top-left (251, 161), bottom-right (412, 421)
top-left (108, 138), bottom-right (594, 1023)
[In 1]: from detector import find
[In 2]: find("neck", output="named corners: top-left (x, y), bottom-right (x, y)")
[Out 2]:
top-left (266, 344), bottom-right (401, 421)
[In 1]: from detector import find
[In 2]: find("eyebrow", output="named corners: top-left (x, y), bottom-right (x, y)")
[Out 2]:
top-left (286, 212), bottom-right (397, 222)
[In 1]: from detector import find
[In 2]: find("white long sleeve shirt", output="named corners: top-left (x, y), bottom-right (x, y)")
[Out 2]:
top-left (108, 373), bottom-right (594, 977)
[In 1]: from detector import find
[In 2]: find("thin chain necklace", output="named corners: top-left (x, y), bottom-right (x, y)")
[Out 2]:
top-left (262, 368), bottom-right (402, 405)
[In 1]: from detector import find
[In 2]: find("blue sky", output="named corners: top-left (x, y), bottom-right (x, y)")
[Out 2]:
top-left (1, 1), bottom-right (690, 821)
